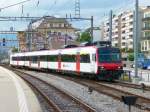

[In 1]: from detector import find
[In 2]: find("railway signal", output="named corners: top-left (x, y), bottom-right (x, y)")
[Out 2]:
top-left (3, 38), bottom-right (5, 46)
top-left (122, 96), bottom-right (137, 112)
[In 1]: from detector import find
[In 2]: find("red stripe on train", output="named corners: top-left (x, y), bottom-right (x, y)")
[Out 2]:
top-left (76, 53), bottom-right (80, 73)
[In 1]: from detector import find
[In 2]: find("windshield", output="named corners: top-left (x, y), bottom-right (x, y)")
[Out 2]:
top-left (98, 48), bottom-right (121, 63)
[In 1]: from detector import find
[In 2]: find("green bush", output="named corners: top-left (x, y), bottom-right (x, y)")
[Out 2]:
top-left (128, 53), bottom-right (134, 61)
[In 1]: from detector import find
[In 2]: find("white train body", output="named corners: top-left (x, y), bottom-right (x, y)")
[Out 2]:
top-left (10, 46), bottom-right (97, 74)
top-left (10, 46), bottom-right (123, 80)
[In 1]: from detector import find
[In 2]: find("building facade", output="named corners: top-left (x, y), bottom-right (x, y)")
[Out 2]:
top-left (141, 7), bottom-right (150, 55)
top-left (18, 16), bottom-right (79, 51)
top-left (17, 31), bottom-right (26, 51)
top-left (101, 11), bottom-right (134, 50)
top-left (101, 7), bottom-right (149, 52)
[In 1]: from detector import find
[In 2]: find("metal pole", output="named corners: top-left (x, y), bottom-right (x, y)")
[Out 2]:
top-left (27, 25), bottom-right (30, 51)
top-left (91, 16), bottom-right (93, 42)
top-left (109, 10), bottom-right (113, 42)
top-left (28, 21), bottom-right (32, 51)
top-left (18, 38), bottom-right (20, 52)
top-left (134, 0), bottom-right (139, 77)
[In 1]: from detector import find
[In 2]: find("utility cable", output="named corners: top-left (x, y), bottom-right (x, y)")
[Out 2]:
top-left (0, 0), bottom-right (32, 11)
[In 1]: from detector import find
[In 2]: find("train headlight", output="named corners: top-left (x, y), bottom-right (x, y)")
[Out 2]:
top-left (100, 66), bottom-right (104, 69)
top-left (118, 66), bottom-right (122, 69)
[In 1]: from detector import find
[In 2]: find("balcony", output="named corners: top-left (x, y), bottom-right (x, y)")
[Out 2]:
top-left (142, 36), bottom-right (150, 40)
top-left (142, 27), bottom-right (150, 31)
top-left (143, 17), bottom-right (150, 21)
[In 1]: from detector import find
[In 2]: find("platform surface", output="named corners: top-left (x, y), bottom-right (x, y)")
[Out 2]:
top-left (0, 66), bottom-right (42, 112)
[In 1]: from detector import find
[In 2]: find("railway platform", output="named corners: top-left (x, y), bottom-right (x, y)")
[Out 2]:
top-left (0, 66), bottom-right (42, 112)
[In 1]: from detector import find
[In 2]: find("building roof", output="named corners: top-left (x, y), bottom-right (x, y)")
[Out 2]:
top-left (30, 16), bottom-right (75, 30)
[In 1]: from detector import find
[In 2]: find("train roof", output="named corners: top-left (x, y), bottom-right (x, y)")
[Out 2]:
top-left (10, 45), bottom-right (120, 57)
top-left (10, 46), bottom-right (97, 56)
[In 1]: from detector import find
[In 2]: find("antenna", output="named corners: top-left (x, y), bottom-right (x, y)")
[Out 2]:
top-left (75, 0), bottom-right (80, 18)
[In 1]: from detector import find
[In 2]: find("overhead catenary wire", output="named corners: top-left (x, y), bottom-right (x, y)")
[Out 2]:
top-left (0, 0), bottom-right (32, 11)
top-left (100, 0), bottom-right (135, 22)
top-left (44, 0), bottom-right (57, 16)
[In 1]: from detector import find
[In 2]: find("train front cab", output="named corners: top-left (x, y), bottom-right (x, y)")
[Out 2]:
top-left (96, 47), bottom-right (123, 81)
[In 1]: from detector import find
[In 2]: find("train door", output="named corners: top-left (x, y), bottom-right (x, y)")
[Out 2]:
top-left (17, 56), bottom-right (19, 66)
top-left (76, 52), bottom-right (80, 73)
top-left (91, 53), bottom-right (96, 73)
top-left (58, 53), bottom-right (61, 71)
top-left (29, 57), bottom-right (31, 67)
top-left (38, 56), bottom-right (40, 68)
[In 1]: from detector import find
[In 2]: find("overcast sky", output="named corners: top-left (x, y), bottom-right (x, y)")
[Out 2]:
top-left (0, 0), bottom-right (150, 30)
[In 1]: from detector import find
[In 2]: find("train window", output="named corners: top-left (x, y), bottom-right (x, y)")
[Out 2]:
top-left (12, 57), bottom-right (17, 61)
top-left (20, 56), bottom-right (25, 61)
top-left (40, 55), bottom-right (47, 61)
top-left (47, 55), bottom-right (58, 62)
top-left (61, 55), bottom-right (76, 62)
top-left (80, 54), bottom-right (90, 63)
top-left (31, 56), bottom-right (38, 63)
top-left (25, 56), bottom-right (30, 61)
top-left (25, 56), bottom-right (27, 61)
top-left (20, 57), bottom-right (22, 61)
top-left (18, 57), bottom-right (21, 61)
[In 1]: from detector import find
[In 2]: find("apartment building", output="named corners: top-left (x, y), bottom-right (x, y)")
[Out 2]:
top-left (121, 11), bottom-right (134, 50)
top-left (101, 11), bottom-right (134, 50)
top-left (101, 7), bottom-right (150, 51)
top-left (141, 7), bottom-right (150, 55)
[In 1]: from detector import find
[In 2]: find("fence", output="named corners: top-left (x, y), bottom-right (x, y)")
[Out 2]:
top-left (121, 70), bottom-right (150, 82)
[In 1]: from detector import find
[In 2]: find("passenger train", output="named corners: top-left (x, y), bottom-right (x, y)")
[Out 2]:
top-left (10, 44), bottom-right (123, 81)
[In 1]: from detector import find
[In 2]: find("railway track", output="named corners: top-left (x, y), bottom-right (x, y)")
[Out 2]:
top-left (3, 65), bottom-right (150, 111)
top-left (10, 68), bottom-right (96, 112)
top-left (114, 80), bottom-right (150, 91)
top-left (61, 77), bottom-right (150, 111)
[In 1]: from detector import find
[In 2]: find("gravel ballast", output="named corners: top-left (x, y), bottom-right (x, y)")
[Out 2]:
top-left (23, 70), bottom-right (146, 112)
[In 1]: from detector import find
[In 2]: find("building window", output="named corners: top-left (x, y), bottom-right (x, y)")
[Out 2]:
top-left (145, 12), bottom-right (150, 18)
top-left (122, 24), bottom-right (125, 28)
top-left (122, 42), bottom-right (126, 46)
top-left (129, 15), bottom-right (133, 18)
top-left (122, 37), bottom-right (125, 39)
top-left (115, 43), bottom-right (118, 47)
top-left (129, 35), bottom-right (132, 38)
top-left (130, 42), bottom-right (133, 45)
top-left (144, 32), bottom-right (150, 37)
top-left (122, 30), bottom-right (125, 33)
top-left (64, 24), bottom-right (68, 27)
top-left (129, 28), bottom-right (133, 32)
top-left (122, 18), bottom-right (125, 21)
top-left (50, 24), bottom-right (53, 27)
top-left (129, 22), bottom-right (133, 25)
top-left (144, 22), bottom-right (150, 28)
top-left (59, 24), bottom-right (62, 27)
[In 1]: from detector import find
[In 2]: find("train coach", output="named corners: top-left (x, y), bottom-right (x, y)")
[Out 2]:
top-left (10, 45), bottom-right (123, 81)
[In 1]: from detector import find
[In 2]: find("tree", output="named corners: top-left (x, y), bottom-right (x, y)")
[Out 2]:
top-left (121, 48), bottom-right (126, 53)
top-left (11, 47), bottom-right (18, 53)
top-left (127, 48), bottom-right (133, 53)
top-left (77, 32), bottom-right (91, 42)
top-left (127, 53), bottom-right (134, 61)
